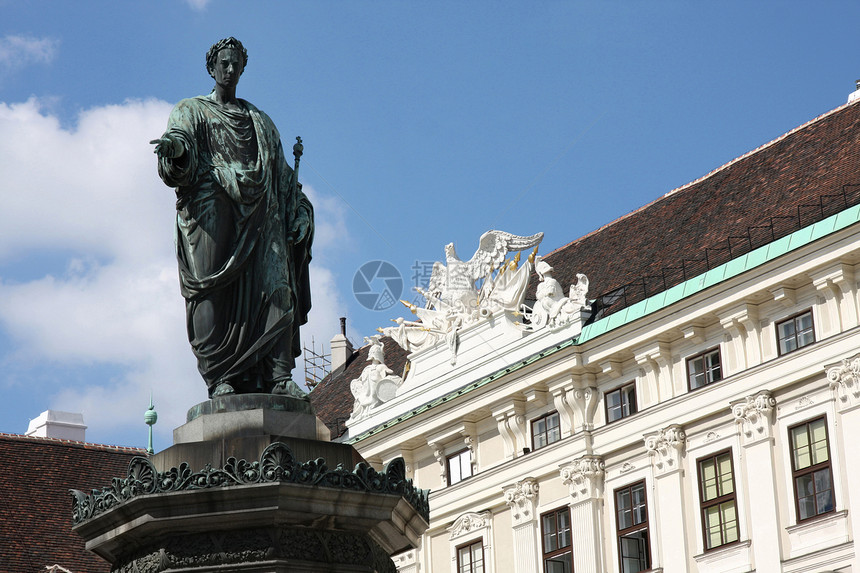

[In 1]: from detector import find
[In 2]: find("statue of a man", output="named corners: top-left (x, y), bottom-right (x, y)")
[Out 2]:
top-left (151, 37), bottom-right (313, 399)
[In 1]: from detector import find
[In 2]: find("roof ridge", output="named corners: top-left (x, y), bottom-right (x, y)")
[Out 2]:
top-left (0, 431), bottom-right (147, 452)
top-left (545, 98), bottom-right (860, 258)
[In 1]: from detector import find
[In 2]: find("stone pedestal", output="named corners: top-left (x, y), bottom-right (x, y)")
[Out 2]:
top-left (71, 395), bottom-right (429, 572)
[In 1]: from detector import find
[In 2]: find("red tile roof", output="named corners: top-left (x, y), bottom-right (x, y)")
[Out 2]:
top-left (311, 99), bottom-right (860, 434)
top-left (0, 433), bottom-right (145, 573)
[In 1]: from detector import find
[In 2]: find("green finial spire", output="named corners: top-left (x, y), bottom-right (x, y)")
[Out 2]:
top-left (144, 392), bottom-right (158, 455)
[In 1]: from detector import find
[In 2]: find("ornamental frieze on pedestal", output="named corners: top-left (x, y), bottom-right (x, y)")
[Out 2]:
top-left (70, 441), bottom-right (430, 525)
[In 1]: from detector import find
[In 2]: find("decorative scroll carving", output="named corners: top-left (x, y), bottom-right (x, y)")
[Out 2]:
top-left (570, 386), bottom-right (600, 432)
top-left (503, 478), bottom-right (539, 526)
top-left (110, 526), bottom-right (397, 573)
top-left (560, 455), bottom-right (605, 503)
top-left (70, 442), bottom-right (430, 525)
top-left (644, 424), bottom-right (685, 475)
top-left (346, 335), bottom-right (403, 426)
top-left (731, 390), bottom-right (775, 442)
top-left (429, 442), bottom-right (447, 484)
top-left (827, 353), bottom-right (860, 411)
top-left (449, 511), bottom-right (492, 540)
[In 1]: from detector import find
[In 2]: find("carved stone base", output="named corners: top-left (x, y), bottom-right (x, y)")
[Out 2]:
top-left (112, 526), bottom-right (397, 573)
top-left (71, 397), bottom-right (428, 573)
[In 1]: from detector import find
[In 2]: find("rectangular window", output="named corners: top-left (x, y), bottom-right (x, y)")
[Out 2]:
top-left (697, 450), bottom-right (739, 550)
top-left (541, 507), bottom-right (573, 573)
top-left (457, 540), bottom-right (485, 573)
top-left (447, 449), bottom-right (473, 486)
top-left (687, 348), bottom-right (722, 390)
top-left (606, 382), bottom-right (638, 423)
top-left (615, 481), bottom-right (650, 573)
top-left (777, 310), bottom-right (815, 355)
top-left (532, 411), bottom-right (561, 450)
top-left (790, 416), bottom-right (835, 521)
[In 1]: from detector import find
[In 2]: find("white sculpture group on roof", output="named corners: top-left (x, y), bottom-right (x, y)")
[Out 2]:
top-left (346, 229), bottom-right (591, 427)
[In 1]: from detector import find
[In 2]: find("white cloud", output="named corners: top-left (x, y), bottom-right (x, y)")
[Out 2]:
top-left (0, 35), bottom-right (58, 71)
top-left (0, 98), bottom-right (348, 446)
top-left (184, 0), bottom-right (212, 11)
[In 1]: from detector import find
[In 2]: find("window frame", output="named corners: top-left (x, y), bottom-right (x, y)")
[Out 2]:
top-left (531, 411), bottom-right (562, 450)
top-left (776, 309), bottom-right (815, 356)
top-left (605, 381), bottom-right (638, 424)
top-left (686, 347), bottom-right (723, 391)
top-left (789, 416), bottom-right (836, 522)
top-left (614, 480), bottom-right (651, 573)
top-left (456, 539), bottom-right (485, 573)
top-left (540, 507), bottom-right (573, 573)
top-left (446, 448), bottom-right (473, 486)
top-left (696, 449), bottom-right (740, 551)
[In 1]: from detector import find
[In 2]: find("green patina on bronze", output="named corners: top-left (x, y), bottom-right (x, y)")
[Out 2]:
top-left (151, 37), bottom-right (312, 399)
top-left (70, 442), bottom-right (431, 525)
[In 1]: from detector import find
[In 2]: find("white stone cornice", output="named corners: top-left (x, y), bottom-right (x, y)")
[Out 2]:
top-left (731, 390), bottom-right (776, 444)
top-left (503, 477), bottom-right (539, 526)
top-left (560, 455), bottom-right (605, 503)
top-left (826, 353), bottom-right (860, 412)
top-left (600, 359), bottom-right (623, 379)
top-left (448, 511), bottom-right (492, 541)
top-left (681, 324), bottom-right (705, 344)
top-left (644, 424), bottom-right (686, 475)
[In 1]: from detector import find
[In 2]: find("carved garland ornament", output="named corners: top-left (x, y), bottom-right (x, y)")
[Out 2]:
top-left (70, 442), bottom-right (430, 525)
top-left (826, 353), bottom-right (860, 410)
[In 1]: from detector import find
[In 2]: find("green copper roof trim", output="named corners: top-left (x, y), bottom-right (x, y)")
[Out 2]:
top-left (346, 337), bottom-right (580, 444)
top-left (347, 204), bottom-right (860, 445)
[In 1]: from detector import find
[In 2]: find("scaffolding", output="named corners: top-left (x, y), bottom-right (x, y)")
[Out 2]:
top-left (303, 337), bottom-right (331, 389)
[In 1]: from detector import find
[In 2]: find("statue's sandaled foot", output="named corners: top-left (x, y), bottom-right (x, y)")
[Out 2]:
top-left (271, 378), bottom-right (308, 399)
top-left (212, 382), bottom-right (235, 397)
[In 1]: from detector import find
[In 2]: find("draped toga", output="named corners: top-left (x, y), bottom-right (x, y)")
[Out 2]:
top-left (156, 94), bottom-right (313, 396)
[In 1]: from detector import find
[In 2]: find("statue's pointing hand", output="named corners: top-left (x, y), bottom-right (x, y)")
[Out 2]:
top-left (150, 134), bottom-right (184, 159)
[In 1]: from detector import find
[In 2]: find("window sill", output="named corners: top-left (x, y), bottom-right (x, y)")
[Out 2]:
top-left (693, 539), bottom-right (751, 573)
top-left (786, 509), bottom-right (849, 559)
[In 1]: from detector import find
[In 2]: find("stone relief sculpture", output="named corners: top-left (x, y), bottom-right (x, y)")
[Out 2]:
top-left (519, 259), bottom-right (590, 331)
top-left (151, 37), bottom-right (313, 399)
top-left (383, 230), bottom-right (543, 363)
top-left (347, 336), bottom-right (403, 424)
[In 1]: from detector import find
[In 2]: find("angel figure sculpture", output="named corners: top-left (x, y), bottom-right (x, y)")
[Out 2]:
top-left (347, 336), bottom-right (402, 424)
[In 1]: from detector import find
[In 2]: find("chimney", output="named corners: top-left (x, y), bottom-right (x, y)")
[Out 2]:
top-left (26, 410), bottom-right (87, 441)
top-left (848, 79), bottom-right (860, 103)
top-left (330, 317), bottom-right (354, 372)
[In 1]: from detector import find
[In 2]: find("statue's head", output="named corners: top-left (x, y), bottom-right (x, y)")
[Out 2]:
top-left (206, 37), bottom-right (248, 79)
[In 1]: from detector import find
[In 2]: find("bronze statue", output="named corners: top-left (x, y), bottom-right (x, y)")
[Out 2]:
top-left (151, 37), bottom-right (313, 398)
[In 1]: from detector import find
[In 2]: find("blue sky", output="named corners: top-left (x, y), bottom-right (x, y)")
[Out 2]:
top-left (2, 1), bottom-right (860, 450)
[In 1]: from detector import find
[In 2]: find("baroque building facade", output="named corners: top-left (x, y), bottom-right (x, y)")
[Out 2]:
top-left (310, 89), bottom-right (860, 573)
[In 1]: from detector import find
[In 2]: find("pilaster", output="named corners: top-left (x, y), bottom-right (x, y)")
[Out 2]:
top-left (645, 425), bottom-right (688, 571)
top-left (731, 390), bottom-right (781, 572)
top-left (502, 478), bottom-right (539, 573)
top-left (634, 341), bottom-right (673, 404)
top-left (717, 303), bottom-right (760, 372)
top-left (560, 455), bottom-right (605, 573)
top-left (492, 399), bottom-right (527, 460)
top-left (826, 353), bottom-right (860, 571)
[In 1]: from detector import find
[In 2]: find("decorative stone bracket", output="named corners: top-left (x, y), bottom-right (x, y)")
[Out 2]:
top-left (731, 390), bottom-right (775, 443)
top-left (492, 401), bottom-right (527, 459)
top-left (827, 353), bottom-right (860, 412)
top-left (560, 455), bottom-right (605, 503)
top-left (644, 424), bottom-right (685, 475)
top-left (503, 478), bottom-right (539, 527)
